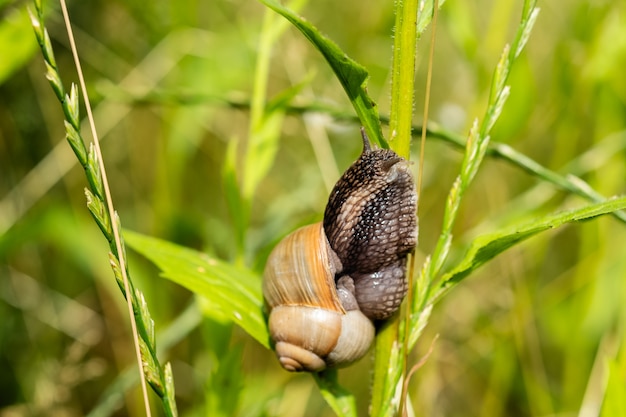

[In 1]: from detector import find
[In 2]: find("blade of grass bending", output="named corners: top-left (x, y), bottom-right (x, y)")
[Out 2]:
top-left (91, 87), bottom-right (626, 225)
top-left (258, 0), bottom-right (387, 149)
top-left (405, 0), bottom-right (539, 375)
top-left (434, 195), bottom-right (626, 300)
top-left (420, 0), bottom-right (539, 302)
top-left (123, 230), bottom-right (269, 348)
top-left (244, 3), bottom-right (303, 200)
top-left (414, 123), bottom-right (626, 225)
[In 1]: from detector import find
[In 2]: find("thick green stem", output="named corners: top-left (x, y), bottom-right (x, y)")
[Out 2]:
top-left (388, 0), bottom-right (419, 159)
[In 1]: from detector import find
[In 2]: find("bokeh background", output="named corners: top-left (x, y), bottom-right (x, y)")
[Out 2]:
top-left (1, 0), bottom-right (625, 416)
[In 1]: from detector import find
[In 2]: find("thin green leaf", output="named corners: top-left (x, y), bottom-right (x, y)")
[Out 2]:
top-left (222, 135), bottom-right (248, 258)
top-left (258, 0), bottom-right (386, 148)
top-left (266, 75), bottom-right (313, 114)
top-left (244, 6), bottom-right (292, 201)
top-left (124, 230), bottom-right (269, 348)
top-left (243, 110), bottom-right (284, 199)
top-left (601, 359), bottom-right (626, 416)
top-left (424, 123), bottom-right (626, 224)
top-left (163, 362), bottom-right (178, 416)
top-left (438, 196), bottom-right (626, 296)
top-left (243, 78), bottom-right (309, 200)
top-left (416, 0), bottom-right (447, 33)
top-left (206, 344), bottom-right (244, 417)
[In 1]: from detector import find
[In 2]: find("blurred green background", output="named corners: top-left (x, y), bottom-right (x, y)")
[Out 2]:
top-left (1, 0), bottom-right (625, 416)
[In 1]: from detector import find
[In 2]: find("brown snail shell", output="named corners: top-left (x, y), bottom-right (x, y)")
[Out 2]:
top-left (263, 223), bottom-right (375, 372)
top-left (263, 129), bottom-right (417, 372)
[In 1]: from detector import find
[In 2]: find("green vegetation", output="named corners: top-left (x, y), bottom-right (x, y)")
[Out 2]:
top-left (1, 0), bottom-right (625, 416)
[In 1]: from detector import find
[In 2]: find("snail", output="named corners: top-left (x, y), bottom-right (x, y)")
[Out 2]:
top-left (263, 128), bottom-right (417, 372)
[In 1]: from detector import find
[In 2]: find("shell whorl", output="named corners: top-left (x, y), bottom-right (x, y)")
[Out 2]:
top-left (268, 305), bottom-right (374, 372)
top-left (262, 223), bottom-right (342, 312)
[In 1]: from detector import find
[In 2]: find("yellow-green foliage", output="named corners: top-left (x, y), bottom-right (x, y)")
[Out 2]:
top-left (1, 0), bottom-right (625, 416)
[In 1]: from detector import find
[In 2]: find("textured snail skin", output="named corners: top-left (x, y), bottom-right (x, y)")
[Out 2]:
top-left (324, 137), bottom-right (417, 320)
top-left (263, 130), bottom-right (417, 372)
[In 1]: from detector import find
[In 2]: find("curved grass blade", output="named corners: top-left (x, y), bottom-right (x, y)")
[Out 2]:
top-left (124, 230), bottom-right (269, 348)
top-left (258, 0), bottom-right (386, 149)
top-left (435, 196), bottom-right (626, 300)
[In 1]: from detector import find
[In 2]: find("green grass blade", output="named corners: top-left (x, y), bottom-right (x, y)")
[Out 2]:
top-left (601, 359), bottom-right (626, 416)
top-left (243, 6), bottom-right (296, 201)
top-left (436, 196), bottom-right (626, 299)
top-left (124, 230), bottom-right (269, 348)
top-left (420, 123), bottom-right (626, 224)
top-left (222, 135), bottom-right (248, 259)
top-left (206, 344), bottom-right (244, 417)
top-left (244, 80), bottom-right (307, 200)
top-left (410, 0), bottom-right (540, 328)
top-left (258, 0), bottom-right (386, 148)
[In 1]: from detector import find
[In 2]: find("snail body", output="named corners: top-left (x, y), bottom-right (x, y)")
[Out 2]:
top-left (263, 129), bottom-right (417, 372)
